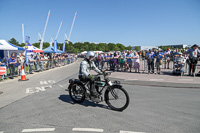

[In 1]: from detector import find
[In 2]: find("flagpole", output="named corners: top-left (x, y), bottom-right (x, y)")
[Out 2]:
top-left (22, 24), bottom-right (25, 43)
top-left (40, 10), bottom-right (51, 50)
top-left (55, 21), bottom-right (63, 40)
top-left (68, 11), bottom-right (77, 41)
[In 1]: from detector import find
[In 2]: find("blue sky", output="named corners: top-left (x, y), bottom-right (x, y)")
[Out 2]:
top-left (0, 0), bottom-right (200, 46)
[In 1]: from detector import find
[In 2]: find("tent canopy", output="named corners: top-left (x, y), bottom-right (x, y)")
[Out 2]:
top-left (0, 40), bottom-right (18, 50)
top-left (24, 44), bottom-right (44, 53)
top-left (9, 43), bottom-right (24, 50)
top-left (43, 46), bottom-right (63, 53)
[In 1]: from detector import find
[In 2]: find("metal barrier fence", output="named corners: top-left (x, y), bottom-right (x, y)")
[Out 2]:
top-left (139, 58), bottom-right (200, 75)
top-left (95, 57), bottom-right (200, 76)
top-left (0, 57), bottom-right (77, 80)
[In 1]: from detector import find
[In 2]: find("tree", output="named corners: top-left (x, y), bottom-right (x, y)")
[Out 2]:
top-left (8, 38), bottom-right (19, 46)
top-left (116, 43), bottom-right (126, 51)
top-left (134, 46), bottom-right (139, 51)
top-left (126, 46), bottom-right (132, 50)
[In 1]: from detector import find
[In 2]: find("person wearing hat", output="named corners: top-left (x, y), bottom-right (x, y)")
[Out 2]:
top-left (185, 44), bottom-right (200, 76)
top-left (146, 49), bottom-right (155, 74)
top-left (8, 55), bottom-right (16, 79)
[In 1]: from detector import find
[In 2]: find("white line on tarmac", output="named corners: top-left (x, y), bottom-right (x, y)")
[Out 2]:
top-left (0, 131), bottom-right (4, 133)
top-left (149, 79), bottom-right (164, 81)
top-left (21, 128), bottom-right (55, 132)
top-left (72, 128), bottom-right (104, 132)
top-left (120, 130), bottom-right (146, 133)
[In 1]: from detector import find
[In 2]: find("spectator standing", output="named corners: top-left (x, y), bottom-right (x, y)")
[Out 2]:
top-left (155, 50), bottom-right (164, 74)
top-left (3, 55), bottom-right (9, 67)
top-left (133, 52), bottom-right (140, 73)
top-left (146, 49), bottom-right (155, 74)
top-left (126, 51), bottom-right (133, 72)
top-left (43, 54), bottom-right (49, 69)
top-left (34, 53), bottom-right (40, 72)
top-left (97, 54), bottom-right (101, 69)
top-left (39, 54), bottom-right (44, 71)
top-left (28, 54), bottom-right (35, 74)
top-left (120, 51), bottom-right (126, 72)
top-left (101, 53), bottom-right (106, 70)
top-left (8, 55), bottom-right (16, 79)
top-left (16, 55), bottom-right (22, 76)
top-left (109, 53), bottom-right (114, 71)
top-left (105, 53), bottom-right (110, 70)
top-left (164, 48), bottom-right (171, 69)
top-left (114, 53), bottom-right (119, 71)
top-left (185, 44), bottom-right (200, 76)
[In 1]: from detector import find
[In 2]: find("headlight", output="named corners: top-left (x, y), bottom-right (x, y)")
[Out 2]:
top-left (108, 81), bottom-right (113, 86)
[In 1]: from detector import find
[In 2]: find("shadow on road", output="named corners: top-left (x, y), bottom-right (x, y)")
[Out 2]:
top-left (58, 95), bottom-right (111, 110)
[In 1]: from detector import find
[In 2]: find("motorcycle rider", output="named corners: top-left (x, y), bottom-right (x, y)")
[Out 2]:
top-left (79, 51), bottom-right (103, 102)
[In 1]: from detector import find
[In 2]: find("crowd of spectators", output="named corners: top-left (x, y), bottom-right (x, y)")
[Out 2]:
top-left (92, 44), bottom-right (200, 76)
top-left (0, 53), bottom-right (77, 79)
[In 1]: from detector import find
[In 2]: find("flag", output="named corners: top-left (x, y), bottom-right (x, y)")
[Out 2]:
top-left (63, 42), bottom-right (66, 53)
top-left (25, 36), bottom-right (30, 49)
top-left (53, 40), bottom-right (57, 53)
top-left (25, 36), bottom-right (30, 65)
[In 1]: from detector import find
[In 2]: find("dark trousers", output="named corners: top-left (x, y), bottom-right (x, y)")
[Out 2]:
top-left (189, 60), bottom-right (197, 74)
top-left (148, 61), bottom-right (154, 73)
top-left (9, 65), bottom-right (15, 77)
top-left (109, 61), bottom-right (114, 70)
top-left (79, 75), bottom-right (97, 96)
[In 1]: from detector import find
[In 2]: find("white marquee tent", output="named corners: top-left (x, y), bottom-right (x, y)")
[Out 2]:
top-left (0, 40), bottom-right (18, 50)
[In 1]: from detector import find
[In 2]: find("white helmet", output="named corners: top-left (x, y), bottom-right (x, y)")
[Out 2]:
top-left (86, 51), bottom-right (95, 59)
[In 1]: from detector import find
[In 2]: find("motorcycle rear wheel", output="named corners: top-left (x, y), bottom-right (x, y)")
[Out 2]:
top-left (69, 84), bottom-right (85, 103)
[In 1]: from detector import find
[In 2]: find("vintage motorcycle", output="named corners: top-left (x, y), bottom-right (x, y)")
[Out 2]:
top-left (68, 71), bottom-right (129, 111)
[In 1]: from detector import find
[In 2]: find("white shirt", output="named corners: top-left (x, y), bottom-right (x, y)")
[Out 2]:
top-left (133, 55), bottom-right (140, 63)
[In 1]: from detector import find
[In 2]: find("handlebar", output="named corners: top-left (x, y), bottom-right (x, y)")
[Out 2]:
top-left (97, 71), bottom-right (112, 77)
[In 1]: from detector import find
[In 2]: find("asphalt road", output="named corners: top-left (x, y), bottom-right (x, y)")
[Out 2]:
top-left (0, 59), bottom-right (200, 133)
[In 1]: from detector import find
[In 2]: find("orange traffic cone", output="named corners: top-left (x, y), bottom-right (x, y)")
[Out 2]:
top-left (18, 66), bottom-right (29, 81)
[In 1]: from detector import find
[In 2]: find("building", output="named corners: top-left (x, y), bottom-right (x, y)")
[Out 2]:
top-left (163, 44), bottom-right (188, 49)
top-left (132, 46), bottom-right (158, 51)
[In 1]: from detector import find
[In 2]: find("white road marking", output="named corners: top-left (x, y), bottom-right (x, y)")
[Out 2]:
top-left (149, 79), bottom-right (164, 81)
top-left (0, 131), bottom-right (4, 133)
top-left (26, 85), bottom-right (52, 94)
top-left (120, 131), bottom-right (146, 133)
top-left (22, 128), bottom-right (55, 132)
top-left (26, 88), bottom-right (35, 94)
top-left (40, 80), bottom-right (56, 85)
top-left (40, 81), bottom-right (48, 85)
top-left (72, 128), bottom-right (104, 132)
top-left (48, 80), bottom-right (56, 84)
top-left (35, 86), bottom-right (46, 92)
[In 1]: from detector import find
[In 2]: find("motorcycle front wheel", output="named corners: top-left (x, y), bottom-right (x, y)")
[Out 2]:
top-left (105, 87), bottom-right (129, 111)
